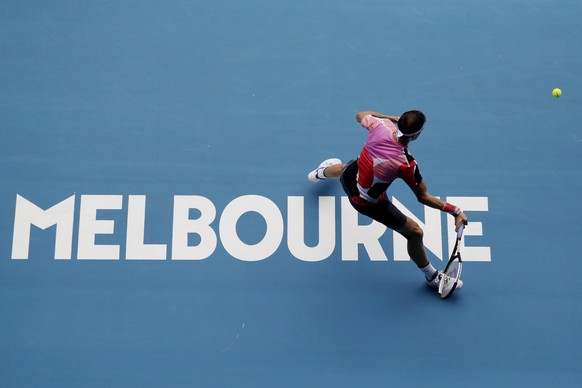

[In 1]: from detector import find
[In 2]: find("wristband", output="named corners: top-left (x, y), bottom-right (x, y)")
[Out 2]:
top-left (442, 202), bottom-right (462, 216)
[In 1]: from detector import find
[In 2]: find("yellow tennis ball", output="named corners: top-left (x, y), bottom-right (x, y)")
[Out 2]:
top-left (552, 88), bottom-right (562, 98)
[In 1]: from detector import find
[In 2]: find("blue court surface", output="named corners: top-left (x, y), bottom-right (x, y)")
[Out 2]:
top-left (1, 1), bottom-right (581, 387)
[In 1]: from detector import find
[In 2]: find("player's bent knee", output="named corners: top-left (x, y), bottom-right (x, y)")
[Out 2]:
top-left (400, 219), bottom-right (424, 240)
top-left (410, 224), bottom-right (424, 240)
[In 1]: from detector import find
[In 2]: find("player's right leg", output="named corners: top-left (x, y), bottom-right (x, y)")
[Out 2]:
top-left (395, 218), bottom-right (429, 268)
top-left (395, 217), bottom-right (442, 288)
top-left (395, 217), bottom-right (463, 293)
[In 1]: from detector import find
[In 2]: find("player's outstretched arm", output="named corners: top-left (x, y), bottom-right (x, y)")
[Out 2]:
top-left (412, 181), bottom-right (468, 230)
top-left (355, 111), bottom-right (400, 123)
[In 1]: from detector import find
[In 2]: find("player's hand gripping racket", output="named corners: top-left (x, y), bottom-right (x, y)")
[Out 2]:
top-left (438, 224), bottom-right (465, 299)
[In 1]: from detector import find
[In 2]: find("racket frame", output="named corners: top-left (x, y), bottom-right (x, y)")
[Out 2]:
top-left (439, 224), bottom-right (464, 299)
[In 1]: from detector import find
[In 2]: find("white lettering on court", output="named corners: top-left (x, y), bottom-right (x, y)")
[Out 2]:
top-left (126, 195), bottom-right (167, 260)
top-left (446, 197), bottom-right (491, 262)
top-left (77, 195), bottom-right (122, 260)
top-left (340, 197), bottom-right (388, 261)
top-left (9, 194), bottom-right (491, 262)
top-left (171, 195), bottom-right (217, 260)
top-left (11, 194), bottom-right (75, 260)
top-left (287, 196), bottom-right (335, 262)
top-left (219, 195), bottom-right (284, 262)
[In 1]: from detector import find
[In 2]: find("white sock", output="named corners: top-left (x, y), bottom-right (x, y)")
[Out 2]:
top-left (420, 263), bottom-right (437, 281)
top-left (316, 167), bottom-right (327, 179)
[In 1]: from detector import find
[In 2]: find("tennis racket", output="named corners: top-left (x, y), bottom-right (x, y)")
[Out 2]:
top-left (438, 224), bottom-right (464, 299)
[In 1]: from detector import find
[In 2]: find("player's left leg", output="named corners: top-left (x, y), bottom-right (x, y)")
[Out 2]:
top-left (307, 158), bottom-right (344, 182)
top-left (321, 163), bottom-right (345, 179)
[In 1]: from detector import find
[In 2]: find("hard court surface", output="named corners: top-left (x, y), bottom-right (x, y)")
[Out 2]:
top-left (0, 1), bottom-right (581, 387)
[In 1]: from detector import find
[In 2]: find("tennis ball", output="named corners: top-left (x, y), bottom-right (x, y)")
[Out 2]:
top-left (552, 88), bottom-right (562, 98)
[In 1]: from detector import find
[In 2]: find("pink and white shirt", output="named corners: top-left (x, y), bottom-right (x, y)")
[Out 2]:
top-left (354, 115), bottom-right (423, 205)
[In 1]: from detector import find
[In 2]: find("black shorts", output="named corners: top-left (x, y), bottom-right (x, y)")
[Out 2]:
top-left (340, 160), bottom-right (408, 230)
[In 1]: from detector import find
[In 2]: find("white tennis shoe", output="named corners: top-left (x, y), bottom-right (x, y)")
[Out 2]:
top-left (307, 158), bottom-right (342, 183)
top-left (426, 271), bottom-right (442, 289)
top-left (426, 272), bottom-right (463, 293)
top-left (454, 278), bottom-right (463, 291)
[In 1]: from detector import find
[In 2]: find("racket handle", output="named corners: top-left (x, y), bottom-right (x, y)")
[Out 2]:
top-left (457, 223), bottom-right (465, 239)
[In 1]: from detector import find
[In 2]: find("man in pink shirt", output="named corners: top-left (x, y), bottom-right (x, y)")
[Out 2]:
top-left (308, 110), bottom-right (468, 292)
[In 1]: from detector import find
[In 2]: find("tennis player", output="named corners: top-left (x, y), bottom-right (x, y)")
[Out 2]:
top-left (307, 110), bottom-right (468, 292)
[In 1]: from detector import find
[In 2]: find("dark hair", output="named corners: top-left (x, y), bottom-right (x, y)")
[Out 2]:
top-left (398, 110), bottom-right (426, 135)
